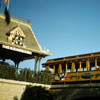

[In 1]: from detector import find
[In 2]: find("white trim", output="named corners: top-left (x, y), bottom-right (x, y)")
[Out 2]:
top-left (10, 26), bottom-right (25, 37)
top-left (0, 41), bottom-right (50, 56)
top-left (2, 44), bottom-right (32, 55)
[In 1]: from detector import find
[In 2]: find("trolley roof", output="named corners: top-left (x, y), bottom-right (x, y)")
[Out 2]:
top-left (42, 52), bottom-right (100, 67)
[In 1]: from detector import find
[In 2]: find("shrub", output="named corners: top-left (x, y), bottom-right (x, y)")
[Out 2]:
top-left (0, 62), bottom-right (16, 79)
top-left (0, 62), bottom-right (52, 84)
top-left (32, 70), bottom-right (52, 84)
top-left (21, 86), bottom-right (53, 100)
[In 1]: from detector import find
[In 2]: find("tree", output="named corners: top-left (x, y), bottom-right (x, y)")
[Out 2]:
top-left (0, 62), bottom-right (16, 79)
top-left (18, 68), bottom-right (34, 82)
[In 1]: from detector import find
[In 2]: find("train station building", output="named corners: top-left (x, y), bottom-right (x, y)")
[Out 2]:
top-left (0, 14), bottom-right (50, 72)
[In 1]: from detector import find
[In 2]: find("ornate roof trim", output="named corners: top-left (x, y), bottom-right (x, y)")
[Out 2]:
top-left (10, 26), bottom-right (25, 37)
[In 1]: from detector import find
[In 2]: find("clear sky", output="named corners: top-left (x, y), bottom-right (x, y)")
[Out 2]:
top-left (1, 0), bottom-right (100, 71)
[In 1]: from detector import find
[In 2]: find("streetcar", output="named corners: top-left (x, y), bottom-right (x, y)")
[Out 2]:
top-left (42, 52), bottom-right (100, 84)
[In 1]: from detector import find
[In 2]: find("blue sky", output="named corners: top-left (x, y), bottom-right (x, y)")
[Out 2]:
top-left (1, 0), bottom-right (100, 71)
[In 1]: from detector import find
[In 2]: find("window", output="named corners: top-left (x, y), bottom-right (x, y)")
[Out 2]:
top-left (7, 26), bottom-right (25, 47)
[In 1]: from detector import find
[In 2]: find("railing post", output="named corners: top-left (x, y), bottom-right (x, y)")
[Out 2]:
top-left (25, 69), bottom-right (27, 82)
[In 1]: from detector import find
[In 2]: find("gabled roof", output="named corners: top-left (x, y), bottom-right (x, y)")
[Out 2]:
top-left (0, 14), bottom-right (50, 59)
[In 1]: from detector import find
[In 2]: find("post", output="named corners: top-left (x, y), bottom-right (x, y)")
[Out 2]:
top-left (25, 69), bottom-right (27, 82)
top-left (79, 61), bottom-right (81, 71)
top-left (53, 65), bottom-right (55, 74)
top-left (34, 56), bottom-right (39, 72)
top-left (88, 60), bottom-right (90, 71)
top-left (58, 64), bottom-right (62, 73)
top-left (7, 0), bottom-right (10, 10)
top-left (65, 63), bottom-right (68, 72)
top-left (71, 62), bottom-right (75, 72)
top-left (86, 59), bottom-right (90, 71)
top-left (46, 65), bottom-right (50, 71)
top-left (95, 58), bottom-right (97, 70)
top-left (38, 57), bottom-right (42, 72)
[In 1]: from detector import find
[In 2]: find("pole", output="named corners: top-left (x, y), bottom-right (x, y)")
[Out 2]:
top-left (38, 57), bottom-right (42, 72)
top-left (7, 0), bottom-right (10, 10)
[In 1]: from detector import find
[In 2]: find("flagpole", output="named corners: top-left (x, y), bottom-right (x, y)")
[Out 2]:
top-left (7, 0), bottom-right (10, 10)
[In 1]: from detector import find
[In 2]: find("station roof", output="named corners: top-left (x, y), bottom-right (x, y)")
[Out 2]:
top-left (0, 14), bottom-right (50, 62)
top-left (42, 52), bottom-right (100, 66)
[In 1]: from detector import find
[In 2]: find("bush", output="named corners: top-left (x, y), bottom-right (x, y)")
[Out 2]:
top-left (32, 70), bottom-right (52, 84)
top-left (18, 68), bottom-right (34, 82)
top-left (21, 86), bottom-right (53, 100)
top-left (0, 62), bottom-right (52, 84)
top-left (0, 62), bottom-right (16, 79)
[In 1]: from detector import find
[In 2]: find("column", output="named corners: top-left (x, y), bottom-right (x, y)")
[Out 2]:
top-left (53, 65), bottom-right (55, 74)
top-left (46, 65), bottom-right (50, 71)
top-left (58, 64), bottom-right (62, 73)
top-left (38, 57), bottom-right (42, 72)
top-left (34, 56), bottom-right (39, 72)
top-left (79, 61), bottom-right (81, 71)
top-left (71, 62), bottom-right (75, 72)
top-left (95, 58), bottom-right (97, 70)
top-left (86, 60), bottom-right (90, 71)
top-left (88, 60), bottom-right (90, 71)
top-left (65, 63), bottom-right (68, 72)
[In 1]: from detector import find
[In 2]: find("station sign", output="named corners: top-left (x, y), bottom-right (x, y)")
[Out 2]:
top-left (2, 45), bottom-right (32, 55)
